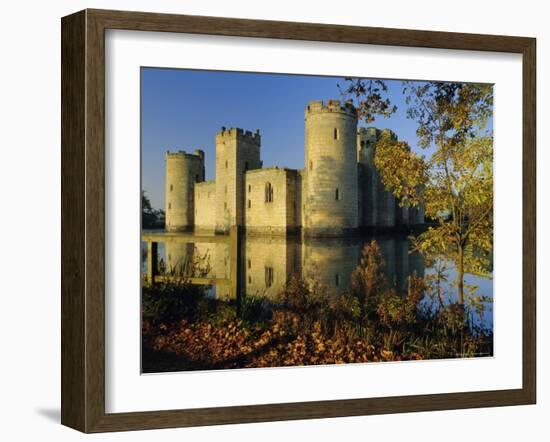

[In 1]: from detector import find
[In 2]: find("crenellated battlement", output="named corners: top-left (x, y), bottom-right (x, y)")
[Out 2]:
top-left (357, 127), bottom-right (397, 147)
top-left (358, 126), bottom-right (380, 139)
top-left (305, 99), bottom-right (356, 117)
top-left (245, 166), bottom-right (297, 175)
top-left (216, 127), bottom-right (261, 144)
top-left (165, 149), bottom-right (205, 162)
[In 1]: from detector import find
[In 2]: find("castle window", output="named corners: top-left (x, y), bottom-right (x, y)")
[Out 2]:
top-left (224, 202), bottom-right (227, 210)
top-left (335, 273), bottom-right (340, 287)
top-left (170, 184), bottom-right (173, 192)
top-left (265, 183), bottom-right (274, 203)
top-left (168, 202), bottom-right (171, 210)
top-left (335, 188), bottom-right (340, 200)
top-left (334, 128), bottom-right (339, 140)
top-left (248, 259), bottom-right (251, 269)
top-left (248, 275), bottom-right (252, 285)
top-left (309, 160), bottom-right (313, 171)
top-left (265, 266), bottom-right (274, 288)
top-left (248, 184), bottom-right (251, 193)
top-left (248, 200), bottom-right (251, 209)
top-left (225, 160), bottom-right (228, 169)
top-left (244, 161), bottom-right (249, 171)
top-left (224, 185), bottom-right (227, 195)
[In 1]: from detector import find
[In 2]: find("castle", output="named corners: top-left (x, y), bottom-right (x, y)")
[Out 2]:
top-left (164, 99), bottom-right (424, 237)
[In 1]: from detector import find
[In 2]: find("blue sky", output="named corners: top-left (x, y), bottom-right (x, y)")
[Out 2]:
top-left (141, 68), bottom-right (421, 210)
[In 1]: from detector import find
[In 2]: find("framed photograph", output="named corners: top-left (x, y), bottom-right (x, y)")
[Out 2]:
top-left (61, 9), bottom-right (536, 433)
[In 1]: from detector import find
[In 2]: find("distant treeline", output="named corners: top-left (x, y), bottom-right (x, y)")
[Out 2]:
top-left (142, 191), bottom-right (165, 229)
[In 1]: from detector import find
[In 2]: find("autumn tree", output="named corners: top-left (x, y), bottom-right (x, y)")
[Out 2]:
top-left (338, 78), bottom-right (396, 123)
top-left (374, 82), bottom-right (493, 306)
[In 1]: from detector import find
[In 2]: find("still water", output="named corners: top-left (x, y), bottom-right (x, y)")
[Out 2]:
top-left (141, 231), bottom-right (493, 329)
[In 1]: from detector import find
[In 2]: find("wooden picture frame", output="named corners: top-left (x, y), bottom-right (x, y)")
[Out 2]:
top-left (61, 8), bottom-right (536, 433)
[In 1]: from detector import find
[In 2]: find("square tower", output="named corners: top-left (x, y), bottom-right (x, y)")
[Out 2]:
top-left (215, 128), bottom-right (261, 233)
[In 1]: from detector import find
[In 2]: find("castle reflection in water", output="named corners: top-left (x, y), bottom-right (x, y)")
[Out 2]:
top-left (144, 234), bottom-right (425, 300)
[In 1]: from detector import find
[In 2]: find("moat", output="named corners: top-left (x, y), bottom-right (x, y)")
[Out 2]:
top-left (141, 230), bottom-right (493, 329)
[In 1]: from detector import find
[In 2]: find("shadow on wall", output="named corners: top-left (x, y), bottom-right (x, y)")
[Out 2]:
top-left (35, 408), bottom-right (60, 423)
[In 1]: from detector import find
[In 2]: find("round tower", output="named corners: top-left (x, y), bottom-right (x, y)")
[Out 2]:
top-left (304, 100), bottom-right (358, 236)
top-left (165, 149), bottom-right (205, 232)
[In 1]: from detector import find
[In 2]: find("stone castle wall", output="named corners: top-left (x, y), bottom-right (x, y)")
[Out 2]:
top-left (357, 128), bottom-right (377, 228)
top-left (194, 180), bottom-right (216, 232)
top-left (296, 170), bottom-right (304, 228)
top-left (244, 168), bottom-right (299, 234)
top-left (357, 127), bottom-right (400, 229)
top-left (409, 204), bottom-right (425, 225)
top-left (395, 203), bottom-right (410, 227)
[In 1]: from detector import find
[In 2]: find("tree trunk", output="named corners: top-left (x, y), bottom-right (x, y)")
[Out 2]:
top-left (457, 244), bottom-right (464, 305)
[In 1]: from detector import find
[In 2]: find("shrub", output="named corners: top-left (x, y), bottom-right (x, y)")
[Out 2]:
top-left (142, 281), bottom-right (213, 325)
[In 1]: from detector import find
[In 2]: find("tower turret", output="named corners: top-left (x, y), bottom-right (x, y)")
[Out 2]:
top-left (304, 100), bottom-right (358, 236)
top-left (165, 150), bottom-right (205, 232)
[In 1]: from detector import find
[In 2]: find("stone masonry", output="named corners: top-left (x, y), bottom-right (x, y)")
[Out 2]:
top-left (165, 100), bottom-right (424, 236)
